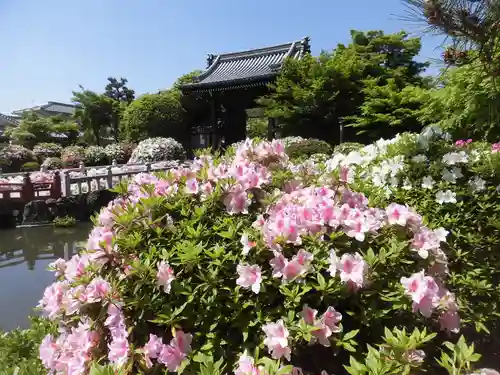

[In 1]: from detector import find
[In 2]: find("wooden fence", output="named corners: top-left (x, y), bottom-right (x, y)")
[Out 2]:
top-left (0, 161), bottom-right (188, 200)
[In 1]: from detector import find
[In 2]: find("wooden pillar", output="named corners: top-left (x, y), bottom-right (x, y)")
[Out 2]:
top-left (50, 171), bottom-right (62, 199)
top-left (22, 173), bottom-right (34, 202)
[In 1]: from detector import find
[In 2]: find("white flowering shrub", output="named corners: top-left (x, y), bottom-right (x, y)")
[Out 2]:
top-left (104, 143), bottom-right (136, 164)
top-left (41, 157), bottom-right (63, 171)
top-left (84, 146), bottom-right (108, 166)
top-left (33, 143), bottom-right (63, 160)
top-left (326, 126), bottom-right (500, 339)
top-left (128, 137), bottom-right (185, 164)
top-left (0, 144), bottom-right (36, 172)
top-left (36, 138), bottom-right (497, 374)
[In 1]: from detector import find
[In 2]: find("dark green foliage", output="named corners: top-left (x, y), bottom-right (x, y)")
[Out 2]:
top-left (246, 117), bottom-right (268, 138)
top-left (21, 161), bottom-right (40, 172)
top-left (121, 90), bottom-right (185, 143)
top-left (260, 30), bottom-right (429, 144)
top-left (285, 138), bottom-right (333, 160)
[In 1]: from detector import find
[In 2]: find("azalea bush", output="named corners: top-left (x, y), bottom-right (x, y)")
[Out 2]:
top-left (128, 137), bottom-right (186, 164)
top-left (84, 146), bottom-right (108, 166)
top-left (61, 146), bottom-right (85, 168)
top-left (327, 126), bottom-right (500, 345)
top-left (35, 138), bottom-right (498, 374)
top-left (41, 157), bottom-right (63, 171)
top-left (33, 143), bottom-right (63, 160)
top-left (104, 143), bottom-right (136, 164)
top-left (0, 144), bottom-right (36, 172)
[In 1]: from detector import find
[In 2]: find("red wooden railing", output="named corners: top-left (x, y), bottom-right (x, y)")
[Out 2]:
top-left (0, 171), bottom-right (62, 202)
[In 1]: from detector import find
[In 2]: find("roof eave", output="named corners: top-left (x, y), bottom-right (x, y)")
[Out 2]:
top-left (181, 74), bottom-right (277, 92)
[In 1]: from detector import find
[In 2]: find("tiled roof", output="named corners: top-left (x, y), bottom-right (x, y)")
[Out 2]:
top-left (0, 113), bottom-right (20, 126)
top-left (182, 38), bottom-right (310, 92)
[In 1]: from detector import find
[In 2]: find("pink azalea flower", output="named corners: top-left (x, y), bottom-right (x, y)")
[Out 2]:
top-left (301, 305), bottom-right (318, 325)
top-left (270, 252), bottom-right (287, 278)
top-left (235, 352), bottom-right (262, 375)
top-left (338, 253), bottom-right (367, 290)
top-left (39, 335), bottom-right (58, 369)
top-left (85, 277), bottom-right (111, 303)
top-left (240, 233), bottom-right (256, 256)
top-left (157, 261), bottom-right (175, 293)
top-left (185, 178), bottom-right (199, 194)
top-left (493, 143), bottom-right (500, 153)
top-left (224, 187), bottom-right (251, 215)
top-left (143, 334), bottom-right (163, 368)
top-left (49, 258), bottom-right (67, 277)
top-left (236, 263), bottom-right (262, 294)
top-left (108, 337), bottom-right (130, 367)
top-left (282, 249), bottom-right (313, 281)
top-left (401, 271), bottom-right (440, 317)
top-left (386, 203), bottom-right (410, 226)
top-left (158, 330), bottom-right (192, 372)
top-left (262, 320), bottom-right (291, 360)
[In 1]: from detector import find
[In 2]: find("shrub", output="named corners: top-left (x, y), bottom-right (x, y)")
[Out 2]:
top-left (53, 215), bottom-right (77, 228)
top-left (84, 146), bottom-right (108, 166)
top-left (104, 143), bottom-right (136, 164)
top-left (0, 316), bottom-right (56, 375)
top-left (246, 117), bottom-right (268, 138)
top-left (0, 144), bottom-right (36, 172)
top-left (41, 157), bottom-right (63, 170)
top-left (127, 137), bottom-right (186, 164)
top-left (61, 145), bottom-right (85, 168)
top-left (21, 161), bottom-right (40, 172)
top-left (285, 138), bottom-right (333, 160)
top-left (33, 142), bottom-right (63, 160)
top-left (35, 138), bottom-right (497, 374)
top-left (328, 126), bottom-right (500, 345)
top-left (121, 90), bottom-right (185, 143)
top-left (333, 142), bottom-right (364, 155)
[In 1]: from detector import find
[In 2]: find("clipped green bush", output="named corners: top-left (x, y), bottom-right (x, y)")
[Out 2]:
top-left (61, 145), bottom-right (85, 168)
top-left (84, 146), bottom-right (108, 166)
top-left (127, 137), bottom-right (185, 164)
top-left (34, 138), bottom-right (497, 374)
top-left (285, 138), bottom-right (333, 160)
top-left (21, 161), bottom-right (40, 172)
top-left (41, 157), bottom-right (63, 171)
top-left (33, 143), bottom-right (63, 160)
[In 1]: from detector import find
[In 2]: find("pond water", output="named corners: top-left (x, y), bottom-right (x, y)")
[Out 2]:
top-left (0, 223), bottom-right (91, 331)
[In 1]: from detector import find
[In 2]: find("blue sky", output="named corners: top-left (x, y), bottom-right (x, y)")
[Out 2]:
top-left (0, 0), bottom-right (445, 114)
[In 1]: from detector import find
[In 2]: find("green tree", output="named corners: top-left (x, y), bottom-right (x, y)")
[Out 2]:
top-left (260, 30), bottom-right (429, 144)
top-left (121, 90), bottom-right (185, 143)
top-left (420, 60), bottom-right (500, 141)
top-left (104, 77), bottom-right (135, 142)
top-left (4, 112), bottom-right (80, 147)
top-left (72, 86), bottom-right (114, 146)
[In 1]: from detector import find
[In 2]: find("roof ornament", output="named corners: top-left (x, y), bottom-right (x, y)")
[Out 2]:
top-left (207, 54), bottom-right (217, 68)
top-left (301, 37), bottom-right (311, 55)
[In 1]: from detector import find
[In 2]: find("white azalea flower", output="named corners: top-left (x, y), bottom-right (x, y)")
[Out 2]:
top-left (421, 176), bottom-right (435, 189)
top-left (436, 190), bottom-right (457, 204)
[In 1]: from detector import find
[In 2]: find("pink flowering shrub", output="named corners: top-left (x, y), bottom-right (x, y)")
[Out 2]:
top-left (61, 145), bottom-right (85, 168)
top-left (34, 138), bottom-right (497, 374)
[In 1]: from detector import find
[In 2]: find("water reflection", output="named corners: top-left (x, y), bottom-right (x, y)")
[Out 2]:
top-left (0, 224), bottom-right (91, 330)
